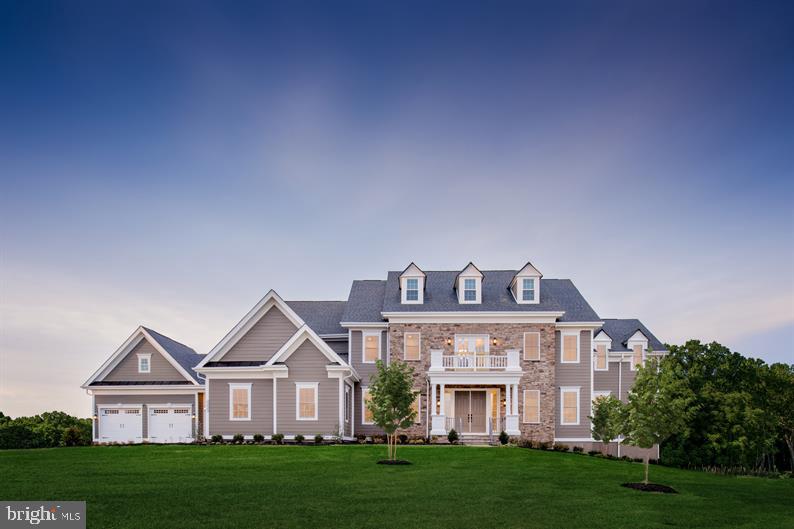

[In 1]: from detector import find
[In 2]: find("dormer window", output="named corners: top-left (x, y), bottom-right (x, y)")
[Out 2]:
top-left (521, 278), bottom-right (536, 301)
top-left (511, 261), bottom-right (542, 304)
top-left (455, 262), bottom-right (483, 304)
top-left (463, 278), bottom-right (477, 301)
top-left (405, 278), bottom-right (419, 301)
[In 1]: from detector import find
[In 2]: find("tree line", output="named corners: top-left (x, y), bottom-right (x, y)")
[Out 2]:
top-left (0, 411), bottom-right (92, 449)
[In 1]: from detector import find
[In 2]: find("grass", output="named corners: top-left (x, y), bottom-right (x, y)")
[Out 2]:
top-left (1, 445), bottom-right (792, 529)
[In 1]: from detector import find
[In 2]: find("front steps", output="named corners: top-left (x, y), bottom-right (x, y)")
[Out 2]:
top-left (460, 435), bottom-right (496, 446)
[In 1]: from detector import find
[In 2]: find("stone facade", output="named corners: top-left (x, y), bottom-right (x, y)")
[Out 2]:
top-left (388, 323), bottom-right (556, 442)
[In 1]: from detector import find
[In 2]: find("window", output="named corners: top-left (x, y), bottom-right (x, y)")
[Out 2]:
top-left (363, 332), bottom-right (381, 363)
top-left (345, 387), bottom-right (351, 423)
top-left (595, 344), bottom-right (608, 370)
top-left (454, 334), bottom-right (489, 354)
top-left (463, 278), bottom-right (477, 301)
top-left (523, 390), bottom-right (540, 423)
top-left (296, 383), bottom-right (318, 421)
top-left (405, 278), bottom-right (419, 301)
top-left (631, 344), bottom-right (644, 370)
top-left (229, 383), bottom-right (252, 421)
top-left (522, 278), bottom-right (535, 301)
top-left (404, 332), bottom-right (421, 360)
top-left (411, 394), bottom-right (421, 424)
top-left (561, 333), bottom-right (579, 363)
top-left (137, 353), bottom-right (151, 373)
top-left (560, 387), bottom-right (580, 425)
top-left (362, 388), bottom-right (374, 425)
top-left (523, 332), bottom-right (540, 361)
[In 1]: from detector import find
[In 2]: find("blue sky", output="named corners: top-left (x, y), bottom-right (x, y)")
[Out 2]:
top-left (1, 1), bottom-right (792, 416)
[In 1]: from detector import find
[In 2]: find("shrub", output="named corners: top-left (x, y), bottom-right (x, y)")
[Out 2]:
top-left (295, 434), bottom-right (304, 444)
top-left (399, 434), bottom-right (408, 444)
top-left (572, 446), bottom-right (584, 453)
top-left (537, 441), bottom-right (552, 450)
top-left (355, 434), bottom-right (366, 444)
top-left (587, 450), bottom-right (600, 456)
top-left (447, 429), bottom-right (459, 444)
top-left (211, 434), bottom-right (223, 443)
top-left (253, 434), bottom-right (264, 443)
top-left (62, 426), bottom-right (89, 447)
top-left (552, 443), bottom-right (569, 452)
top-left (516, 437), bottom-right (532, 449)
top-left (272, 433), bottom-right (284, 445)
top-left (232, 433), bottom-right (244, 444)
top-left (314, 434), bottom-right (324, 444)
top-left (373, 436), bottom-right (385, 444)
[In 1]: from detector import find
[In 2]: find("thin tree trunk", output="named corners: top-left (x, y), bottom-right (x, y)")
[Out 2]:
top-left (601, 441), bottom-right (608, 456)
top-left (393, 433), bottom-right (398, 461)
top-left (644, 448), bottom-right (651, 484)
top-left (786, 434), bottom-right (794, 472)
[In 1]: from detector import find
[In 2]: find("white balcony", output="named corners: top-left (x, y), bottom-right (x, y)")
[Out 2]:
top-left (429, 349), bottom-right (520, 372)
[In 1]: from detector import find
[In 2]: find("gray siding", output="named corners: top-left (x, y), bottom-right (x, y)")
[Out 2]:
top-left (355, 383), bottom-right (383, 437)
top-left (349, 329), bottom-right (387, 385)
top-left (208, 379), bottom-right (273, 436)
top-left (324, 339), bottom-right (348, 358)
top-left (104, 340), bottom-right (185, 382)
top-left (594, 360), bottom-right (635, 402)
top-left (276, 340), bottom-right (341, 435)
top-left (221, 306), bottom-right (298, 363)
top-left (554, 330), bottom-right (592, 439)
top-left (94, 393), bottom-right (196, 439)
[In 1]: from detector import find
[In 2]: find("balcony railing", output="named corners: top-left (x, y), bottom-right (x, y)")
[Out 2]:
top-left (429, 349), bottom-right (520, 371)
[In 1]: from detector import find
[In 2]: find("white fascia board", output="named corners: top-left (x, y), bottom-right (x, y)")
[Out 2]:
top-left (139, 328), bottom-right (201, 385)
top-left (82, 327), bottom-right (147, 387)
top-left (326, 365), bottom-right (360, 382)
top-left (555, 322), bottom-right (604, 330)
top-left (319, 334), bottom-right (348, 339)
top-left (339, 322), bottom-right (389, 328)
top-left (201, 369), bottom-right (289, 380)
top-left (427, 372), bottom-right (523, 385)
top-left (197, 290), bottom-right (306, 368)
top-left (265, 325), bottom-right (349, 367)
top-left (381, 312), bottom-right (564, 324)
top-left (593, 330), bottom-right (612, 341)
top-left (86, 387), bottom-right (203, 395)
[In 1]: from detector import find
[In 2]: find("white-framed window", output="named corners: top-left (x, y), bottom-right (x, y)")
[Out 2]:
top-left (560, 387), bottom-right (580, 425)
top-left (411, 393), bottom-right (421, 424)
top-left (454, 334), bottom-right (489, 354)
top-left (631, 344), bottom-right (644, 371)
top-left (523, 389), bottom-right (540, 424)
top-left (229, 383), bottom-right (252, 421)
top-left (344, 386), bottom-right (351, 423)
top-left (295, 382), bottom-right (319, 421)
top-left (561, 332), bottom-right (580, 363)
top-left (361, 387), bottom-right (374, 425)
top-left (137, 353), bottom-right (151, 373)
top-left (404, 332), bottom-right (421, 360)
top-left (523, 332), bottom-right (540, 361)
top-left (405, 278), bottom-right (419, 301)
top-left (594, 344), bottom-right (608, 371)
top-left (591, 390), bottom-right (611, 416)
top-left (362, 331), bottom-right (381, 364)
top-left (521, 278), bottom-right (536, 302)
top-left (463, 278), bottom-right (477, 301)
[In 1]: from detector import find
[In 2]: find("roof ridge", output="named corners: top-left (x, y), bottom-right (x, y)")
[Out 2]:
top-left (286, 300), bottom-right (346, 303)
top-left (142, 327), bottom-right (197, 352)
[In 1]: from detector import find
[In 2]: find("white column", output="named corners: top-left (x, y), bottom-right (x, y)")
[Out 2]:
top-left (506, 384), bottom-right (512, 416)
top-left (431, 383), bottom-right (437, 415)
top-left (272, 377), bottom-right (278, 435)
top-left (351, 384), bottom-right (355, 437)
top-left (91, 393), bottom-right (96, 441)
top-left (439, 384), bottom-right (446, 414)
top-left (338, 378), bottom-right (344, 437)
top-left (513, 384), bottom-right (519, 415)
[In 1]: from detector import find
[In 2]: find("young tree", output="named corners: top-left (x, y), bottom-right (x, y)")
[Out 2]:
top-left (589, 394), bottom-right (624, 455)
top-left (623, 356), bottom-right (695, 484)
top-left (366, 359), bottom-right (417, 461)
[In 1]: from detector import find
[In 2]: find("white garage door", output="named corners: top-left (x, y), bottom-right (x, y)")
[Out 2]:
top-left (99, 408), bottom-right (143, 443)
top-left (148, 407), bottom-right (193, 443)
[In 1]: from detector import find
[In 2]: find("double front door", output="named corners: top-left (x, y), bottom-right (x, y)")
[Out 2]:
top-left (454, 390), bottom-right (487, 433)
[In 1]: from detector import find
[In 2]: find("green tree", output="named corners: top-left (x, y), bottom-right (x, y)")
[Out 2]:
top-left (589, 394), bottom-right (624, 455)
top-left (766, 363), bottom-right (794, 467)
top-left (623, 356), bottom-right (695, 484)
top-left (366, 359), bottom-right (417, 461)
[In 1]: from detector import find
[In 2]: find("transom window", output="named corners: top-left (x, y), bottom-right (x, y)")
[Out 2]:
top-left (405, 278), bottom-right (419, 301)
top-left (363, 332), bottom-right (381, 363)
top-left (454, 334), bottom-right (489, 354)
top-left (296, 383), bottom-right (318, 421)
top-left (229, 383), bottom-right (251, 421)
top-left (137, 354), bottom-right (151, 374)
top-left (463, 278), bottom-right (477, 301)
top-left (522, 278), bottom-right (536, 301)
top-left (404, 332), bottom-right (421, 360)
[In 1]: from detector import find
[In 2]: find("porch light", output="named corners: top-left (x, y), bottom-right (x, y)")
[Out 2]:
top-left (446, 338), bottom-right (452, 346)
top-left (492, 338), bottom-right (498, 346)
top-left (191, 414), bottom-right (196, 420)
top-left (92, 415), bottom-right (97, 421)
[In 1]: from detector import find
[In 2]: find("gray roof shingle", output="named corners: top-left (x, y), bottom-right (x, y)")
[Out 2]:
top-left (379, 271), bottom-right (600, 322)
top-left (143, 327), bottom-right (204, 383)
top-left (340, 280), bottom-right (387, 322)
top-left (286, 301), bottom-right (347, 335)
top-left (598, 319), bottom-right (666, 351)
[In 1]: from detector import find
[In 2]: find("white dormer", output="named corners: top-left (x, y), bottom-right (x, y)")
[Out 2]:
top-left (626, 330), bottom-right (649, 371)
top-left (400, 262), bottom-right (426, 304)
top-left (455, 262), bottom-right (483, 304)
top-left (510, 261), bottom-right (542, 304)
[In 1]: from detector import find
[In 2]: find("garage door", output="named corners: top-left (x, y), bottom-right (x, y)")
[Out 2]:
top-left (148, 407), bottom-right (193, 443)
top-left (99, 408), bottom-right (143, 443)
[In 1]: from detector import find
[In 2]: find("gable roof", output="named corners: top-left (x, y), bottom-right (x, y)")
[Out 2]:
top-left (510, 261), bottom-right (543, 286)
top-left (265, 324), bottom-right (350, 367)
top-left (454, 262), bottom-right (484, 286)
top-left (380, 271), bottom-right (600, 321)
top-left (399, 262), bottom-right (426, 279)
top-left (340, 280), bottom-right (386, 323)
top-left (598, 319), bottom-right (666, 352)
top-left (82, 326), bottom-right (203, 387)
top-left (286, 301), bottom-right (346, 335)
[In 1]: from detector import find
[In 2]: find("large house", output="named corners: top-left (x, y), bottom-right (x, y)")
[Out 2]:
top-left (82, 262), bottom-right (666, 452)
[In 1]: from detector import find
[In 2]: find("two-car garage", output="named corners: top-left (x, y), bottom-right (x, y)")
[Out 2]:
top-left (95, 398), bottom-right (197, 443)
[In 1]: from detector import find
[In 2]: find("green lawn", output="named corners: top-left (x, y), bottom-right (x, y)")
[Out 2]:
top-left (1, 445), bottom-right (791, 529)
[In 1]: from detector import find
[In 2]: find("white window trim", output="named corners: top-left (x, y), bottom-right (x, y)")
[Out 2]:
top-left (593, 343), bottom-right (609, 371)
top-left (403, 332), bottom-right (421, 361)
top-left (344, 386), bottom-right (351, 424)
top-left (362, 331), bottom-right (382, 364)
top-left (453, 334), bottom-right (490, 354)
top-left (514, 275), bottom-right (541, 305)
top-left (413, 393), bottom-right (421, 424)
top-left (295, 382), bottom-right (319, 421)
top-left (228, 383), bottom-right (252, 421)
top-left (137, 353), bottom-right (151, 374)
top-left (523, 332), bottom-right (541, 361)
top-left (458, 277), bottom-right (482, 304)
top-left (629, 342), bottom-right (646, 371)
top-left (361, 387), bottom-right (374, 425)
top-left (521, 278), bottom-right (536, 302)
top-left (560, 386), bottom-right (581, 425)
top-left (560, 332), bottom-right (580, 364)
top-left (522, 389), bottom-right (540, 424)
top-left (400, 277), bottom-right (424, 304)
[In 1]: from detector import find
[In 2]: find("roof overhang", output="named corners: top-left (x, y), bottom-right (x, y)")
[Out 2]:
top-left (382, 311), bottom-right (565, 324)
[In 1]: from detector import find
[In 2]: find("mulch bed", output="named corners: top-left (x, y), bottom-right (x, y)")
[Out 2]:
top-left (377, 460), bottom-right (412, 465)
top-left (621, 482), bottom-right (678, 494)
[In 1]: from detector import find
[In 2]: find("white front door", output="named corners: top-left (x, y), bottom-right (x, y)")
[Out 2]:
top-left (99, 408), bottom-right (143, 443)
top-left (148, 406), bottom-right (192, 443)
